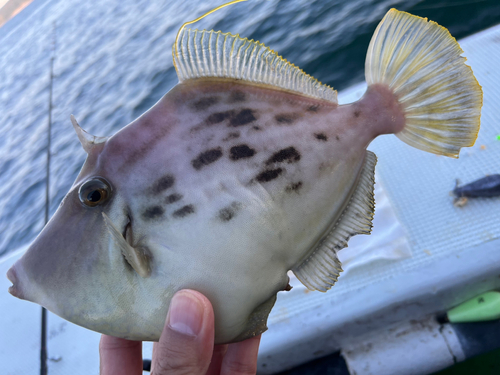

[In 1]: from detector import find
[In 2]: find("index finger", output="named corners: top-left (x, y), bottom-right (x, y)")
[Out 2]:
top-left (220, 335), bottom-right (261, 375)
top-left (99, 335), bottom-right (143, 375)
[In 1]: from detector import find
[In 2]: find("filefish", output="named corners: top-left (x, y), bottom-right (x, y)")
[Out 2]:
top-left (7, 3), bottom-right (482, 344)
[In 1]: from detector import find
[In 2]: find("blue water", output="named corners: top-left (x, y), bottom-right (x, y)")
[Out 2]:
top-left (0, 0), bottom-right (499, 257)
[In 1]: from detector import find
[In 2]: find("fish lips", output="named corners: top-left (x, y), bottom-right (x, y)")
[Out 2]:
top-left (7, 259), bottom-right (34, 303)
top-left (7, 265), bottom-right (23, 299)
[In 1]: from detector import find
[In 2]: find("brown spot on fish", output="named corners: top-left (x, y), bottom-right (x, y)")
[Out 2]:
top-left (314, 133), bottom-right (328, 141)
top-left (173, 204), bottom-right (195, 218)
top-left (116, 122), bottom-right (172, 173)
top-left (285, 181), bottom-right (303, 193)
top-left (219, 208), bottom-right (235, 222)
top-left (354, 110), bottom-right (361, 118)
top-left (228, 91), bottom-right (246, 103)
top-left (230, 145), bottom-right (256, 161)
top-left (218, 202), bottom-right (242, 222)
top-left (143, 206), bottom-right (164, 220)
top-left (336, 135), bottom-right (340, 141)
top-left (230, 109), bottom-right (256, 127)
top-left (275, 113), bottom-right (299, 125)
top-left (206, 110), bottom-right (235, 125)
top-left (256, 168), bottom-right (283, 183)
top-left (266, 147), bottom-right (301, 165)
top-left (252, 125), bottom-right (261, 131)
top-left (223, 131), bottom-right (240, 141)
top-left (192, 148), bottom-right (223, 170)
top-left (150, 174), bottom-right (175, 195)
top-left (192, 96), bottom-right (219, 111)
top-left (307, 105), bottom-right (319, 112)
top-left (165, 193), bottom-right (182, 204)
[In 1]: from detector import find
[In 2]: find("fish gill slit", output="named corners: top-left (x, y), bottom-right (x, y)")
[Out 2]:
top-left (123, 217), bottom-right (132, 243)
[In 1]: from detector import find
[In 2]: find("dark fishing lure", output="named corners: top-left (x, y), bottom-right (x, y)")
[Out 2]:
top-left (453, 174), bottom-right (500, 198)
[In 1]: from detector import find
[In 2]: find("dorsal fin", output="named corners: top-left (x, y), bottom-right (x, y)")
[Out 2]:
top-left (71, 115), bottom-right (108, 154)
top-left (173, 28), bottom-right (338, 103)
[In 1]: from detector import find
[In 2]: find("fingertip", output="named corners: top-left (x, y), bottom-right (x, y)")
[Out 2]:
top-left (152, 289), bottom-right (215, 374)
top-left (176, 289), bottom-right (213, 307)
top-left (165, 289), bottom-right (214, 336)
top-left (177, 289), bottom-right (214, 319)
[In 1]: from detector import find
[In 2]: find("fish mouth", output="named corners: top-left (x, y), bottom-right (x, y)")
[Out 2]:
top-left (6, 265), bottom-right (24, 299)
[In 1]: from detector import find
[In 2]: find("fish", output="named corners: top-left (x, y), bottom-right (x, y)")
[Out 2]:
top-left (7, 2), bottom-right (482, 344)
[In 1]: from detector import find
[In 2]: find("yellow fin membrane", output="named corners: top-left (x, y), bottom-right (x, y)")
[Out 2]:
top-left (366, 9), bottom-right (482, 158)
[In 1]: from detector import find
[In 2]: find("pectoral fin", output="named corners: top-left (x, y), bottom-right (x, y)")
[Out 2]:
top-left (102, 213), bottom-right (151, 278)
top-left (292, 151), bottom-right (377, 291)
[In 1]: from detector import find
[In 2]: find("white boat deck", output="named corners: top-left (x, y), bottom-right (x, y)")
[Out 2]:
top-left (2, 23), bottom-right (500, 375)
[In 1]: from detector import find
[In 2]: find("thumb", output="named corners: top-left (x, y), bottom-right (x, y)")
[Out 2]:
top-left (151, 290), bottom-right (215, 375)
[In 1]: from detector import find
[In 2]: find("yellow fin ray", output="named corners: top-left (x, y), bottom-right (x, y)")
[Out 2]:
top-left (173, 28), bottom-right (337, 103)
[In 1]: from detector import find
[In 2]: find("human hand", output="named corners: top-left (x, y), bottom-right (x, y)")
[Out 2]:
top-left (99, 289), bottom-right (261, 374)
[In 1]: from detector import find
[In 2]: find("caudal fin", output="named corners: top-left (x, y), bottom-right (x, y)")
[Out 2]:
top-left (366, 9), bottom-right (482, 158)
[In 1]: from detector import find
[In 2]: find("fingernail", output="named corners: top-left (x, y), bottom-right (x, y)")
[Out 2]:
top-left (168, 291), bottom-right (204, 337)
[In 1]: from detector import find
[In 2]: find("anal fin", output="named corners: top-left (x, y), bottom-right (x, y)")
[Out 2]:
top-left (230, 294), bottom-right (277, 343)
top-left (292, 151), bottom-right (377, 292)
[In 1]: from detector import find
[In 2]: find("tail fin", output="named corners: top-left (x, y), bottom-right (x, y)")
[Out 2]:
top-left (366, 9), bottom-right (482, 158)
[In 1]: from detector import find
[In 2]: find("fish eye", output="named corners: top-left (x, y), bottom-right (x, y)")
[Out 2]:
top-left (78, 178), bottom-right (111, 207)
